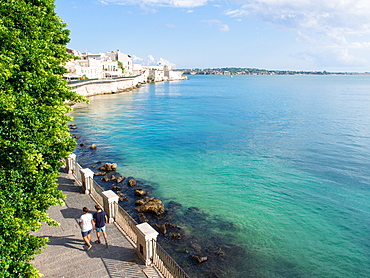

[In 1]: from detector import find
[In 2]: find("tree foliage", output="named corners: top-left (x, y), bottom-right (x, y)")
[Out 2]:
top-left (0, 1), bottom-right (83, 276)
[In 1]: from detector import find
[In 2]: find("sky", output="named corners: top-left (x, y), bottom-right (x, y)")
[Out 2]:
top-left (55, 0), bottom-right (370, 72)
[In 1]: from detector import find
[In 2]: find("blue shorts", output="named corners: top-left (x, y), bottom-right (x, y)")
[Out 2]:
top-left (96, 226), bottom-right (106, 232)
top-left (81, 229), bottom-right (92, 237)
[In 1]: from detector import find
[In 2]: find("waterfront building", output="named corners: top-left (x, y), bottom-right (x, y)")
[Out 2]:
top-left (63, 48), bottom-right (185, 81)
top-left (64, 50), bottom-right (122, 79)
top-left (64, 58), bottom-right (103, 79)
top-left (105, 50), bottom-right (133, 76)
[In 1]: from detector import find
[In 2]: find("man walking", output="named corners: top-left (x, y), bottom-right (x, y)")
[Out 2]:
top-left (78, 207), bottom-right (94, 251)
top-left (93, 204), bottom-right (108, 248)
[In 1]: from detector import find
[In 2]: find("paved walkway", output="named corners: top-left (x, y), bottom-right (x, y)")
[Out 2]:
top-left (33, 169), bottom-right (161, 278)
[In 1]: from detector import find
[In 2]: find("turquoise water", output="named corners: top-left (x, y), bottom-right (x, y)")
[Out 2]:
top-left (70, 75), bottom-right (370, 277)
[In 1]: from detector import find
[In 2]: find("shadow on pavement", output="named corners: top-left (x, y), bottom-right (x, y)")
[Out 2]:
top-left (46, 235), bottom-right (137, 262)
top-left (60, 207), bottom-right (84, 219)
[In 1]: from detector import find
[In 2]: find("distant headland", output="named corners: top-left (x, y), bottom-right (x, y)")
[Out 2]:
top-left (180, 67), bottom-right (370, 76)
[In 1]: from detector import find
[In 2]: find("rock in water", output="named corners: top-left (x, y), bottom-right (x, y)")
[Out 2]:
top-left (94, 172), bottom-right (106, 176)
top-left (116, 176), bottom-right (125, 183)
top-left (98, 163), bottom-right (117, 171)
top-left (135, 197), bottom-right (164, 215)
top-left (111, 185), bottom-right (122, 191)
top-left (192, 255), bottom-right (208, 263)
top-left (128, 178), bottom-right (137, 187)
top-left (134, 189), bottom-right (146, 197)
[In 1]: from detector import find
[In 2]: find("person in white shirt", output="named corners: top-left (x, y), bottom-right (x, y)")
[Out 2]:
top-left (78, 207), bottom-right (94, 250)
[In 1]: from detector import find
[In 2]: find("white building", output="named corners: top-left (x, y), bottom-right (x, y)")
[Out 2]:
top-left (64, 48), bottom-right (185, 81)
top-left (105, 50), bottom-right (133, 76)
top-left (132, 64), bottom-right (144, 76)
top-left (64, 50), bottom-right (123, 79)
top-left (81, 52), bottom-right (105, 60)
top-left (64, 58), bottom-right (103, 79)
top-left (66, 48), bottom-right (82, 57)
top-left (101, 59), bottom-right (122, 78)
top-left (163, 65), bottom-right (185, 81)
top-left (140, 65), bottom-right (185, 82)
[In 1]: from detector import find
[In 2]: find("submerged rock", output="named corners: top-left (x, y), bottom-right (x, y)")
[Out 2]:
top-left (128, 178), bottom-right (137, 187)
top-left (119, 196), bottom-right (128, 201)
top-left (167, 201), bottom-right (182, 210)
top-left (135, 197), bottom-right (164, 215)
top-left (154, 223), bottom-right (167, 235)
top-left (192, 255), bottom-right (208, 263)
top-left (101, 175), bottom-right (111, 182)
top-left (170, 233), bottom-right (182, 240)
top-left (134, 189), bottom-right (146, 197)
top-left (116, 176), bottom-right (125, 183)
top-left (111, 185), bottom-right (122, 191)
top-left (138, 213), bottom-right (149, 223)
top-left (98, 163), bottom-right (117, 171)
top-left (94, 172), bottom-right (106, 176)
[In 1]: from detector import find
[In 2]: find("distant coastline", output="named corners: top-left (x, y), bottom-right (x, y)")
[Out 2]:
top-left (180, 67), bottom-right (370, 76)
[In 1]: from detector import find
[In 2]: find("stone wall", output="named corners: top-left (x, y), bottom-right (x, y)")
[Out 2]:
top-left (69, 75), bottom-right (146, 97)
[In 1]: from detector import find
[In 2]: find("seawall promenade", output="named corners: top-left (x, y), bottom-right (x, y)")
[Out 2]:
top-left (68, 75), bottom-right (146, 97)
top-left (32, 168), bottom-right (161, 278)
top-left (68, 74), bottom-right (187, 97)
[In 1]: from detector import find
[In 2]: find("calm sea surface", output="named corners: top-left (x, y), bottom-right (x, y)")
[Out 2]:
top-left (70, 75), bottom-right (370, 277)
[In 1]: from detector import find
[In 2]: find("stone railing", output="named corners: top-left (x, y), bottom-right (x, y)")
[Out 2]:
top-left (67, 75), bottom-right (142, 88)
top-left (68, 75), bottom-right (146, 97)
top-left (65, 154), bottom-right (190, 278)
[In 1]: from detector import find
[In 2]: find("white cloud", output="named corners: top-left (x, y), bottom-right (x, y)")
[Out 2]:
top-left (147, 54), bottom-right (156, 64)
top-left (226, 0), bottom-right (370, 67)
top-left (99, 0), bottom-right (208, 8)
top-left (157, 57), bottom-right (176, 66)
top-left (226, 1), bottom-right (370, 33)
top-left (297, 47), bottom-right (367, 68)
top-left (132, 54), bottom-right (176, 66)
top-left (166, 23), bottom-right (176, 28)
top-left (202, 19), bottom-right (230, 32)
top-left (131, 55), bottom-right (144, 62)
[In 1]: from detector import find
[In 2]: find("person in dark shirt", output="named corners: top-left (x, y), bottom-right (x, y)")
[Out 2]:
top-left (93, 204), bottom-right (108, 247)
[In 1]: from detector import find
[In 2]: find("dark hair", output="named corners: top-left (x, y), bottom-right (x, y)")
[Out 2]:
top-left (95, 204), bottom-right (101, 210)
top-left (83, 207), bottom-right (89, 213)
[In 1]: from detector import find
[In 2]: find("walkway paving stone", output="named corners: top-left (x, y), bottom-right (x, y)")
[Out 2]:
top-left (33, 169), bottom-right (162, 278)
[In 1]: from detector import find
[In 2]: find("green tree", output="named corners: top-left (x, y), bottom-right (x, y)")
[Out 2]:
top-left (0, 1), bottom-right (83, 276)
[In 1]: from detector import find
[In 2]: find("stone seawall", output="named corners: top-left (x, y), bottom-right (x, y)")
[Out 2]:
top-left (69, 75), bottom-right (146, 97)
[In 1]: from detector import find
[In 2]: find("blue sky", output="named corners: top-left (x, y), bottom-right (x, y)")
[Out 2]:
top-left (55, 0), bottom-right (370, 72)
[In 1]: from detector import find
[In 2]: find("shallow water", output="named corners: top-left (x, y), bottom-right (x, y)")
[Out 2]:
top-left (70, 75), bottom-right (370, 277)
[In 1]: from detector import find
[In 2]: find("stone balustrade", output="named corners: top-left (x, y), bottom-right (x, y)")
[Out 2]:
top-left (65, 154), bottom-right (190, 278)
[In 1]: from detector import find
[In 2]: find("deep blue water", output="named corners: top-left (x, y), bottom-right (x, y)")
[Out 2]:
top-left (70, 75), bottom-right (370, 277)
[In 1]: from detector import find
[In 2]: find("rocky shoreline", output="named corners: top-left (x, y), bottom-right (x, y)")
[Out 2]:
top-left (69, 124), bottom-right (255, 278)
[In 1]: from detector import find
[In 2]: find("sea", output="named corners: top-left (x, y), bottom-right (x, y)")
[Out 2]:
top-left (70, 75), bottom-right (370, 278)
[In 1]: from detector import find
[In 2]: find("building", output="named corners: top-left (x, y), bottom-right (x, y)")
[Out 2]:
top-left (64, 50), bottom-right (122, 80)
top-left (64, 58), bottom-right (103, 79)
top-left (63, 48), bottom-right (185, 81)
top-left (163, 65), bottom-right (185, 81)
top-left (105, 50), bottom-right (133, 76)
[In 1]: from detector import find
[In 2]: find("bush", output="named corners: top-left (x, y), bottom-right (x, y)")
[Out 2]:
top-left (0, 0), bottom-right (83, 276)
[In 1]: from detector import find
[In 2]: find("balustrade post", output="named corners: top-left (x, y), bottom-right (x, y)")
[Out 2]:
top-left (65, 153), bottom-right (76, 174)
top-left (135, 222), bottom-right (159, 266)
top-left (102, 190), bottom-right (119, 223)
top-left (80, 168), bottom-right (94, 194)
